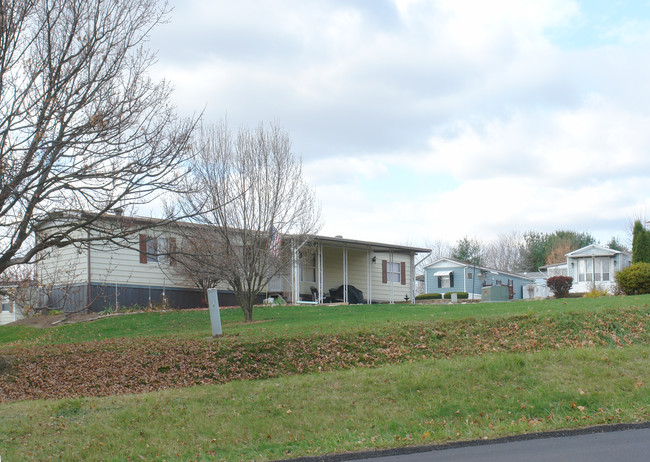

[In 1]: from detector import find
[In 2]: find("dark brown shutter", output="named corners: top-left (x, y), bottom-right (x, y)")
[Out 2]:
top-left (139, 234), bottom-right (147, 264)
top-left (400, 262), bottom-right (406, 285)
top-left (382, 260), bottom-right (387, 283)
top-left (450, 272), bottom-right (454, 287)
top-left (168, 237), bottom-right (177, 265)
top-left (438, 276), bottom-right (442, 288)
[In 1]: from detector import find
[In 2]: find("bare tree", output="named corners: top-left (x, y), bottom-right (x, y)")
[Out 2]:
top-left (174, 121), bottom-right (321, 322)
top-left (483, 231), bottom-right (526, 272)
top-left (163, 223), bottom-right (228, 304)
top-left (415, 238), bottom-right (451, 272)
top-left (0, 0), bottom-right (195, 277)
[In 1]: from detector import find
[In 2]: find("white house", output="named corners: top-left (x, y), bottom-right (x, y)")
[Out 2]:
top-left (0, 283), bottom-right (31, 325)
top-left (566, 244), bottom-right (631, 293)
top-left (0, 295), bottom-right (22, 325)
top-left (539, 244), bottom-right (632, 294)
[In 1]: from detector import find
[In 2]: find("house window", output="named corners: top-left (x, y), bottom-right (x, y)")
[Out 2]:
top-left (382, 260), bottom-right (406, 285)
top-left (600, 258), bottom-right (610, 281)
top-left (437, 273), bottom-right (454, 288)
top-left (1, 302), bottom-right (9, 312)
top-left (147, 237), bottom-right (165, 263)
top-left (577, 258), bottom-right (610, 283)
top-left (594, 258), bottom-right (610, 282)
top-left (140, 234), bottom-right (175, 265)
top-left (386, 262), bottom-right (401, 283)
top-left (577, 259), bottom-right (593, 282)
top-left (300, 253), bottom-right (316, 283)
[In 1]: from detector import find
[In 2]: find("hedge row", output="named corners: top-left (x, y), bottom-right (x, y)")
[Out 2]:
top-left (415, 293), bottom-right (442, 300)
top-left (415, 292), bottom-right (469, 300)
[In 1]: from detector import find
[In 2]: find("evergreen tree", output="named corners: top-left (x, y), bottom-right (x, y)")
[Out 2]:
top-left (632, 220), bottom-right (650, 263)
top-left (521, 230), bottom-right (596, 271)
top-left (606, 236), bottom-right (627, 252)
top-left (451, 236), bottom-right (483, 265)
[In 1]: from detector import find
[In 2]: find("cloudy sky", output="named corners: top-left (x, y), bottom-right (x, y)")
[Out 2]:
top-left (149, 0), bottom-right (650, 248)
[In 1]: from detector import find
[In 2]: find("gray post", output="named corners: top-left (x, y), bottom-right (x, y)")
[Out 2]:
top-left (207, 288), bottom-right (222, 337)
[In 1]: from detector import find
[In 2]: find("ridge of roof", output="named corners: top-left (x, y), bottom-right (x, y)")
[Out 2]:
top-left (67, 212), bottom-right (431, 253)
top-left (424, 257), bottom-right (533, 281)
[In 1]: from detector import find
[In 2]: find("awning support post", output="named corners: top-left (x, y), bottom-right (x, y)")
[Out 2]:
top-left (367, 248), bottom-right (372, 304)
top-left (389, 249), bottom-right (394, 304)
top-left (343, 247), bottom-right (349, 303)
top-left (317, 244), bottom-right (324, 303)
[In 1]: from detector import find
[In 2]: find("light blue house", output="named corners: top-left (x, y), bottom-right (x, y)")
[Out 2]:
top-left (423, 258), bottom-right (533, 300)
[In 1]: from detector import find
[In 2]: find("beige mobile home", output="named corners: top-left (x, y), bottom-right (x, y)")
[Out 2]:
top-left (36, 215), bottom-right (430, 312)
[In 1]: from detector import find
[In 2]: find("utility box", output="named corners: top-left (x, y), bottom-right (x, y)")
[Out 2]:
top-left (481, 285), bottom-right (510, 302)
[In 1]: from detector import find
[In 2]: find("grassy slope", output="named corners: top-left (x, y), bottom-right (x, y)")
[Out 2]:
top-left (0, 295), bottom-right (648, 460)
top-left (2, 294), bottom-right (650, 346)
top-left (1, 347), bottom-right (647, 461)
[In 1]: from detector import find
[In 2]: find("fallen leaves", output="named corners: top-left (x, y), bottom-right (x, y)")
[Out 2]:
top-left (0, 306), bottom-right (648, 403)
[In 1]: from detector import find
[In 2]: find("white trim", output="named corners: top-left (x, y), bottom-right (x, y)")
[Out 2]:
top-left (343, 247), bottom-right (349, 303)
top-left (389, 250), bottom-right (394, 304)
top-left (317, 244), bottom-right (324, 303)
top-left (367, 249), bottom-right (372, 305)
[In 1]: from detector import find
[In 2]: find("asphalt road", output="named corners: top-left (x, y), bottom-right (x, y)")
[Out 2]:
top-left (358, 427), bottom-right (650, 462)
top-left (285, 423), bottom-right (650, 462)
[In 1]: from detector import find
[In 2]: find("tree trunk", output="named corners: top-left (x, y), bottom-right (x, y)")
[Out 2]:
top-left (243, 304), bottom-right (254, 322)
top-left (236, 289), bottom-right (255, 322)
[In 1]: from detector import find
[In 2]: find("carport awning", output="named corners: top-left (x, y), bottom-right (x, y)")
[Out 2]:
top-left (433, 270), bottom-right (452, 276)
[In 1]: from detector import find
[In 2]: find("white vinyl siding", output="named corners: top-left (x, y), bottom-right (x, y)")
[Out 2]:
top-left (37, 219), bottom-right (420, 304)
top-left (293, 248), bottom-right (412, 303)
top-left (37, 238), bottom-right (88, 286)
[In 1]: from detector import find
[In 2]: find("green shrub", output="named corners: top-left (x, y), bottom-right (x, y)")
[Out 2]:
top-left (443, 292), bottom-right (469, 299)
top-left (616, 263), bottom-right (650, 295)
top-left (415, 293), bottom-right (442, 300)
top-left (547, 276), bottom-right (573, 299)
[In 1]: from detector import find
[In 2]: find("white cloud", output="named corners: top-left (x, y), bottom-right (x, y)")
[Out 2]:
top-left (304, 157), bottom-right (389, 187)
top-left (147, 0), bottom-right (650, 248)
top-left (401, 97), bottom-right (650, 187)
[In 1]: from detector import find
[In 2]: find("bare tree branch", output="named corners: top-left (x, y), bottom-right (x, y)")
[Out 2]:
top-left (173, 120), bottom-right (321, 322)
top-left (0, 0), bottom-right (196, 275)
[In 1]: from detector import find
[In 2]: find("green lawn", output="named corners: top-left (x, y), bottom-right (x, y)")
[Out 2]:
top-left (1, 346), bottom-right (647, 461)
top-left (2, 294), bottom-right (650, 346)
top-left (0, 295), bottom-right (648, 460)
